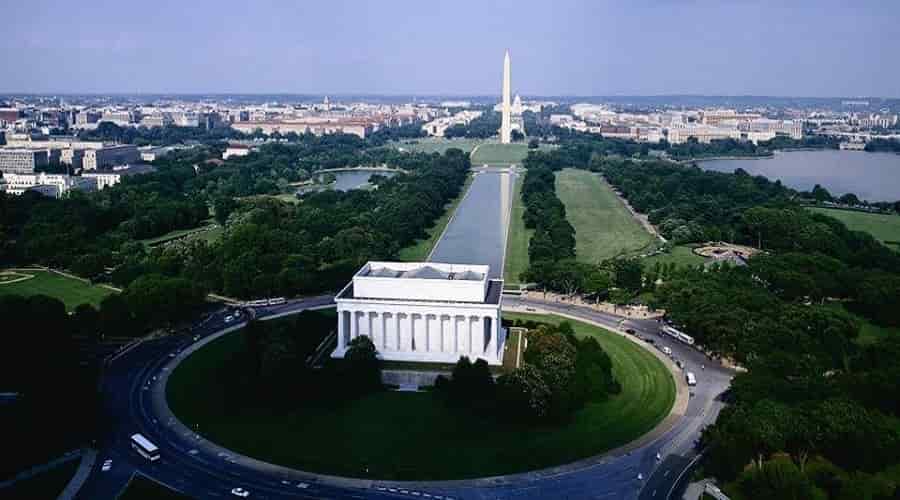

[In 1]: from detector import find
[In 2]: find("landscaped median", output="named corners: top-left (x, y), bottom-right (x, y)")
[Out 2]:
top-left (164, 310), bottom-right (677, 481)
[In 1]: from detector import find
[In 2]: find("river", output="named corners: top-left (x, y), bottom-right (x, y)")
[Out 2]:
top-left (428, 167), bottom-right (516, 280)
top-left (699, 150), bottom-right (900, 202)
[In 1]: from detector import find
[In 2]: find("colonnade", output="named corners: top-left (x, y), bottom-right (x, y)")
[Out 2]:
top-left (335, 308), bottom-right (502, 364)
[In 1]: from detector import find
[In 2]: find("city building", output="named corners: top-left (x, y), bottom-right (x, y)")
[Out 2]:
top-left (422, 110), bottom-right (483, 137)
top-left (82, 145), bottom-right (140, 170)
top-left (82, 164), bottom-right (157, 189)
top-left (100, 110), bottom-right (133, 125)
top-left (222, 143), bottom-right (255, 160)
top-left (230, 118), bottom-right (376, 139)
top-left (141, 114), bottom-right (173, 128)
top-left (334, 261), bottom-right (506, 366)
top-left (2, 172), bottom-right (97, 197)
top-left (0, 149), bottom-right (49, 174)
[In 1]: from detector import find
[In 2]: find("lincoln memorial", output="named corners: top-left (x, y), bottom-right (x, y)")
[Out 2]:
top-left (333, 261), bottom-right (506, 365)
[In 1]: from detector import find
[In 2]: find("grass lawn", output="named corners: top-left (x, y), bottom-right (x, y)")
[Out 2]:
top-left (119, 475), bottom-right (191, 500)
top-left (555, 169), bottom-right (657, 263)
top-left (397, 173), bottom-right (474, 262)
top-left (504, 173), bottom-right (532, 285)
top-left (642, 245), bottom-right (706, 269)
top-left (470, 142), bottom-right (533, 165)
top-left (820, 303), bottom-right (900, 345)
top-left (394, 137), bottom-right (484, 155)
top-left (139, 219), bottom-right (222, 247)
top-left (0, 269), bottom-right (114, 311)
top-left (809, 207), bottom-right (900, 251)
top-left (2, 460), bottom-right (78, 499)
top-left (168, 312), bottom-right (674, 480)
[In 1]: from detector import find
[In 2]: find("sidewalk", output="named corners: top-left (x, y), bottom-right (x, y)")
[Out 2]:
top-left (58, 448), bottom-right (97, 500)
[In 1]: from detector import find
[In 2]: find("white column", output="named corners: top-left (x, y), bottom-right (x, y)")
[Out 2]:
top-left (488, 314), bottom-right (499, 361)
top-left (394, 312), bottom-right (402, 352)
top-left (337, 309), bottom-right (345, 351)
top-left (424, 314), bottom-right (431, 353)
top-left (407, 313), bottom-right (415, 351)
top-left (350, 309), bottom-right (358, 341)
top-left (453, 316), bottom-right (460, 353)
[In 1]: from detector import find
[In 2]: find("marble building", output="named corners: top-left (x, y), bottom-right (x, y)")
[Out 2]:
top-left (333, 261), bottom-right (506, 365)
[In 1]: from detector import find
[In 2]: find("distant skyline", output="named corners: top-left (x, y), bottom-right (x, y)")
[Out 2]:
top-left (4, 1), bottom-right (898, 98)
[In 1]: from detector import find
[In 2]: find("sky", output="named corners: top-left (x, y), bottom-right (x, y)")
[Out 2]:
top-left (3, 0), bottom-right (898, 97)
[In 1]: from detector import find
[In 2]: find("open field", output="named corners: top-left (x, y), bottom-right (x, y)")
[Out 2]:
top-left (503, 174), bottom-right (532, 284)
top-left (556, 169), bottom-right (657, 263)
top-left (470, 142), bottom-right (532, 165)
top-left (0, 269), bottom-right (114, 310)
top-left (1, 460), bottom-right (78, 499)
top-left (809, 207), bottom-right (900, 251)
top-left (398, 174), bottom-right (474, 261)
top-left (168, 312), bottom-right (674, 480)
top-left (139, 220), bottom-right (223, 247)
top-left (642, 245), bottom-right (706, 269)
top-left (394, 137), bottom-right (483, 155)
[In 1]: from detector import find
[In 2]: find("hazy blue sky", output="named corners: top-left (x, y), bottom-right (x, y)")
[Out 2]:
top-left (4, 0), bottom-right (897, 97)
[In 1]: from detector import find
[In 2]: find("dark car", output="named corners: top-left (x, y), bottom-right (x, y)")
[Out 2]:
top-left (625, 328), bottom-right (636, 335)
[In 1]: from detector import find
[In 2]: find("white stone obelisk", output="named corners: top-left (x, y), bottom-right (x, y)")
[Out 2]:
top-left (500, 49), bottom-right (512, 144)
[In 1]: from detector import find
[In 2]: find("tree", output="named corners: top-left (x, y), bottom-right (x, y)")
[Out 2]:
top-left (343, 335), bottom-right (381, 393)
top-left (511, 129), bottom-right (525, 142)
top-left (497, 364), bottom-right (551, 421)
top-left (612, 258), bottom-right (643, 292)
top-left (528, 139), bottom-right (539, 149)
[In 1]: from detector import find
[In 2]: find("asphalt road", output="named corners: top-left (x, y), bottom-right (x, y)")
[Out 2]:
top-left (76, 294), bottom-right (732, 500)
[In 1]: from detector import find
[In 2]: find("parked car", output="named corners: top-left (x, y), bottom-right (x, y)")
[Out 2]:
top-left (625, 328), bottom-right (636, 335)
top-left (231, 487), bottom-right (250, 497)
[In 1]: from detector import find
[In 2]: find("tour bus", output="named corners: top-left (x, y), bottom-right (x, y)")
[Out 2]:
top-left (130, 433), bottom-right (160, 462)
top-left (686, 372), bottom-right (697, 386)
top-left (267, 297), bottom-right (286, 306)
top-left (662, 325), bottom-right (696, 346)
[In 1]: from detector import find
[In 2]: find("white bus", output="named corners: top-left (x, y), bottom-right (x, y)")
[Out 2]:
top-left (130, 433), bottom-right (160, 462)
top-left (662, 326), bottom-right (695, 346)
top-left (267, 297), bottom-right (286, 306)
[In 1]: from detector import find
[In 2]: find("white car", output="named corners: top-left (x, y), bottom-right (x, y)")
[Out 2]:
top-left (662, 346), bottom-right (672, 356)
top-left (101, 459), bottom-right (112, 472)
top-left (224, 315), bottom-right (234, 323)
top-left (231, 487), bottom-right (250, 497)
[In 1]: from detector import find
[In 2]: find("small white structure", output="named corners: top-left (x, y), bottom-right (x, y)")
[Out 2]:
top-left (334, 262), bottom-right (506, 365)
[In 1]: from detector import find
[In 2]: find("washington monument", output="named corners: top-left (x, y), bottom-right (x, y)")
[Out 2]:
top-left (500, 49), bottom-right (512, 144)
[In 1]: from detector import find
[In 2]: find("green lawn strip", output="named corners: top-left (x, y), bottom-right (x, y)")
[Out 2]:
top-left (820, 303), bottom-right (900, 345)
top-left (167, 312), bottom-right (674, 480)
top-left (642, 245), bottom-right (706, 269)
top-left (808, 207), bottom-right (900, 250)
top-left (470, 143), bottom-right (531, 165)
top-left (139, 219), bottom-right (218, 247)
top-left (503, 173), bottom-right (532, 284)
top-left (0, 270), bottom-right (114, 311)
top-left (1, 460), bottom-right (79, 499)
top-left (119, 475), bottom-right (192, 500)
top-left (555, 169), bottom-right (656, 263)
top-left (397, 173), bottom-right (474, 262)
top-left (395, 138), bottom-right (484, 155)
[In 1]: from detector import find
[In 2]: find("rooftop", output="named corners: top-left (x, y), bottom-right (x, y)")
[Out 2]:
top-left (360, 264), bottom-right (484, 282)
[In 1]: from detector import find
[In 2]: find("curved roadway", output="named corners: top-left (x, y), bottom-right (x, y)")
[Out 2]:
top-left (76, 294), bottom-right (731, 499)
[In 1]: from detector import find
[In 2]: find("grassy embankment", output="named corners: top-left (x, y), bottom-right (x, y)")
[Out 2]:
top-left (555, 169), bottom-right (657, 263)
top-left (167, 312), bottom-right (674, 480)
top-left (809, 207), bottom-right (900, 252)
top-left (1, 460), bottom-right (79, 499)
top-left (504, 173), bottom-right (532, 285)
top-left (0, 269), bottom-right (114, 311)
top-left (119, 475), bottom-right (191, 500)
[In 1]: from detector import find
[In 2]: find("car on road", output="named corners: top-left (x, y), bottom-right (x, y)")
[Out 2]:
top-left (662, 346), bottom-right (672, 356)
top-left (686, 372), bottom-right (697, 386)
top-left (101, 459), bottom-right (112, 472)
top-left (625, 328), bottom-right (636, 335)
top-left (525, 307), bottom-right (536, 312)
top-left (231, 487), bottom-right (250, 497)
top-left (224, 315), bottom-right (234, 323)
top-left (675, 359), bottom-right (684, 369)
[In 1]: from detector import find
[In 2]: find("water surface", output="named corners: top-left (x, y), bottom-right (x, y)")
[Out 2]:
top-left (699, 150), bottom-right (900, 202)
